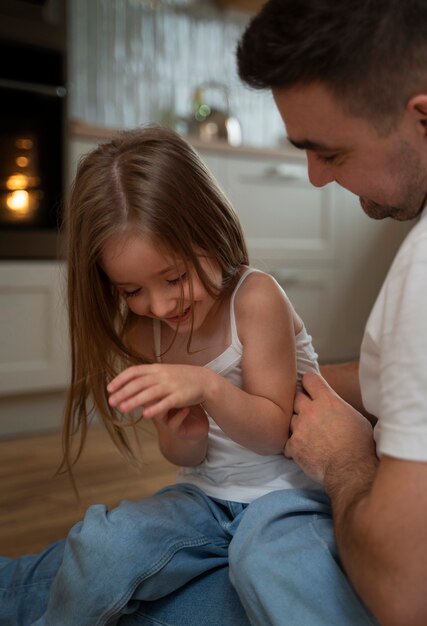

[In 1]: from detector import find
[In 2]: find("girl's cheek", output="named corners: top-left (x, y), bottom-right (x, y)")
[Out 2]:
top-left (127, 299), bottom-right (148, 317)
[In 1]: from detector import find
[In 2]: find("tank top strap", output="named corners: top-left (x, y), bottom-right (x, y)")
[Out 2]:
top-left (229, 267), bottom-right (259, 344)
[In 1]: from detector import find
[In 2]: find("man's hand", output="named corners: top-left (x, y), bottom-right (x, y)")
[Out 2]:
top-left (284, 371), bottom-right (377, 486)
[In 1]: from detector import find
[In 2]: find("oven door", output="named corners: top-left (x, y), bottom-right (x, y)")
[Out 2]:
top-left (0, 37), bottom-right (66, 259)
top-left (0, 80), bottom-right (65, 231)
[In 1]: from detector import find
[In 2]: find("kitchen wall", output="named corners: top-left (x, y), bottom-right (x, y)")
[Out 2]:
top-left (68, 0), bottom-right (284, 146)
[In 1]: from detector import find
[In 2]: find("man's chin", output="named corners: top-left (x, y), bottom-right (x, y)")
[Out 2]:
top-left (359, 197), bottom-right (388, 220)
top-left (359, 195), bottom-right (426, 221)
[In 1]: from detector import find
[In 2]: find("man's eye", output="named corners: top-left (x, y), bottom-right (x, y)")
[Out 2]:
top-left (167, 272), bottom-right (187, 286)
top-left (317, 153), bottom-right (338, 164)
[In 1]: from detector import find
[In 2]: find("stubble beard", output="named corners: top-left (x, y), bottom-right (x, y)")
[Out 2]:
top-left (358, 195), bottom-right (427, 221)
top-left (359, 137), bottom-right (427, 222)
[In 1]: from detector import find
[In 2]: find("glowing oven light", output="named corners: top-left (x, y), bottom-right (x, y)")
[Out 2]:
top-left (15, 138), bottom-right (33, 150)
top-left (2, 138), bottom-right (40, 222)
top-left (6, 173), bottom-right (29, 190)
top-left (16, 156), bottom-right (30, 168)
top-left (6, 190), bottom-right (30, 215)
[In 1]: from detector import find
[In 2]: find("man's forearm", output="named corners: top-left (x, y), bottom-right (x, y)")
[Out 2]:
top-left (287, 372), bottom-right (427, 625)
top-left (325, 453), bottom-right (427, 626)
top-left (325, 445), bottom-right (379, 571)
top-left (321, 361), bottom-right (376, 424)
top-left (324, 451), bottom-right (386, 619)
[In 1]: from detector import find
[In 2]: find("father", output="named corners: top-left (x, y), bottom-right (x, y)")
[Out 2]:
top-left (231, 1), bottom-right (427, 625)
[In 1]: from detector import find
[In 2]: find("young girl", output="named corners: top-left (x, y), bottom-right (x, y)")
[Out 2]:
top-left (1, 127), bottom-right (376, 626)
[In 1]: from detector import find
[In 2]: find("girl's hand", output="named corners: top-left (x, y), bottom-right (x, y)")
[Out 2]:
top-left (107, 363), bottom-right (213, 419)
top-left (158, 405), bottom-right (210, 440)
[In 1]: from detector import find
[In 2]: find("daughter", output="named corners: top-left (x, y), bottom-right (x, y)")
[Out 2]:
top-left (1, 127), bottom-right (375, 626)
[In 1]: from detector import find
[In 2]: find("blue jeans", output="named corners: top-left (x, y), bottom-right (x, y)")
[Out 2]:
top-left (0, 486), bottom-right (377, 626)
top-left (0, 543), bottom-right (247, 626)
top-left (1, 484), bottom-right (249, 626)
top-left (229, 489), bottom-right (379, 626)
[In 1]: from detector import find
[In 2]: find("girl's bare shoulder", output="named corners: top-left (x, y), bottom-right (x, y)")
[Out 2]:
top-left (234, 269), bottom-right (305, 339)
top-left (235, 270), bottom-right (289, 312)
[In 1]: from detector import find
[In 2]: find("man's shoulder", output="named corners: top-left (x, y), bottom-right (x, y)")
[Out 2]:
top-left (402, 211), bottom-right (427, 252)
top-left (389, 215), bottom-right (427, 275)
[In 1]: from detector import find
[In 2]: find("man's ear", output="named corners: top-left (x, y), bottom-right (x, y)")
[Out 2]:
top-left (407, 94), bottom-right (427, 137)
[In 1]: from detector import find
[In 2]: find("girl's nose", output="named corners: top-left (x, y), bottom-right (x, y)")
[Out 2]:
top-left (306, 152), bottom-right (335, 188)
top-left (148, 293), bottom-right (176, 319)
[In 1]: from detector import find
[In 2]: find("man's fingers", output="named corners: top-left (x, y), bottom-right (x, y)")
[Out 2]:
top-left (283, 438), bottom-right (293, 459)
top-left (289, 411), bottom-right (298, 434)
top-left (293, 390), bottom-right (307, 413)
top-left (301, 371), bottom-right (332, 398)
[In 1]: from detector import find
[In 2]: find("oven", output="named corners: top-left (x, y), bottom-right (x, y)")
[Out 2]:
top-left (0, 38), bottom-right (66, 258)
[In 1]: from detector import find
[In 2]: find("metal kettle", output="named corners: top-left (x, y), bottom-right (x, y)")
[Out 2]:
top-left (187, 81), bottom-right (242, 146)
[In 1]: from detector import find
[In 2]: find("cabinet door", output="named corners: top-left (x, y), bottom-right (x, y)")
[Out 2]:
top-left (0, 262), bottom-right (70, 395)
top-left (224, 156), bottom-right (336, 262)
top-left (198, 152), bottom-right (229, 196)
top-left (264, 266), bottom-right (338, 362)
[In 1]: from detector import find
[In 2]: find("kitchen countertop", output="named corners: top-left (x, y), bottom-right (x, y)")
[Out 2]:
top-left (69, 119), bottom-right (305, 162)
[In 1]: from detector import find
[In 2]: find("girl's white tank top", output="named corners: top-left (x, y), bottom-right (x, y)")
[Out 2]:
top-left (153, 267), bottom-right (321, 503)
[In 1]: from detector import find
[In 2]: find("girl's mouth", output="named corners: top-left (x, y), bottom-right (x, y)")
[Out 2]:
top-left (165, 306), bottom-right (191, 325)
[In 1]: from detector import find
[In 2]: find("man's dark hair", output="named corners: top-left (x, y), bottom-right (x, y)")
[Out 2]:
top-left (237, 0), bottom-right (427, 131)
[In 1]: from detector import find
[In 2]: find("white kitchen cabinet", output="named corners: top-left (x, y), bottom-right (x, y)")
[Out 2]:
top-left (0, 261), bottom-right (69, 396)
top-left (214, 154), bottom-right (336, 262)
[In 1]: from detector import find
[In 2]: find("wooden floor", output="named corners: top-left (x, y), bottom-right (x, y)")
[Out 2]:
top-left (0, 423), bottom-right (177, 558)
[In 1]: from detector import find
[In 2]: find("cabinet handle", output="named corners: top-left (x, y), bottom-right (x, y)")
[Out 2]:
top-left (239, 163), bottom-right (308, 184)
top-left (262, 164), bottom-right (307, 181)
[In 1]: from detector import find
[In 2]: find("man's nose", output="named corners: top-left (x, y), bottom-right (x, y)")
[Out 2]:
top-left (306, 152), bottom-right (335, 188)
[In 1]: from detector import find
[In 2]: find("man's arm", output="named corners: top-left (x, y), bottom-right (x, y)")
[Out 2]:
top-left (285, 372), bottom-right (427, 626)
top-left (329, 453), bottom-right (427, 626)
top-left (320, 361), bottom-right (377, 424)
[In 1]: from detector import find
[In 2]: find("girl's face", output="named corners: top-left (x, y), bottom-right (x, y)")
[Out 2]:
top-left (101, 232), bottom-right (222, 333)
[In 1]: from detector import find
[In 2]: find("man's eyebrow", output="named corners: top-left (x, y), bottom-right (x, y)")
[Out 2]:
top-left (287, 137), bottom-right (340, 152)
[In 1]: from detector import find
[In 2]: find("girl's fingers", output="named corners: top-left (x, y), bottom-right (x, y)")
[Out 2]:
top-left (107, 365), bottom-right (150, 393)
top-left (112, 384), bottom-right (175, 416)
top-left (163, 407), bottom-right (191, 432)
top-left (140, 396), bottom-right (177, 419)
top-left (108, 376), bottom-right (157, 407)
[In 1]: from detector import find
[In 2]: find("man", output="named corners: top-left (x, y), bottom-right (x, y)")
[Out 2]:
top-left (229, 1), bottom-right (427, 625)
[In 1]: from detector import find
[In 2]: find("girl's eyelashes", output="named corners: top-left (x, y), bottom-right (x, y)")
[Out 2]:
top-left (124, 288), bottom-right (141, 298)
top-left (167, 272), bottom-right (188, 286)
top-left (122, 272), bottom-right (187, 296)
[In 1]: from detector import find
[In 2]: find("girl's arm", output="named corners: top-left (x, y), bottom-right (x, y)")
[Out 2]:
top-left (122, 321), bottom-right (209, 467)
top-left (202, 271), bottom-right (296, 454)
top-left (153, 405), bottom-right (209, 466)
top-left (109, 273), bottom-right (297, 455)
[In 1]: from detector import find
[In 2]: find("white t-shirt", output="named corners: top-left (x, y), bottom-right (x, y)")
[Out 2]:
top-left (360, 208), bottom-right (427, 461)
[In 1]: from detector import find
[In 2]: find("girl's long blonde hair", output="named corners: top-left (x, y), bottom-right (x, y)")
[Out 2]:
top-left (60, 126), bottom-right (249, 475)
